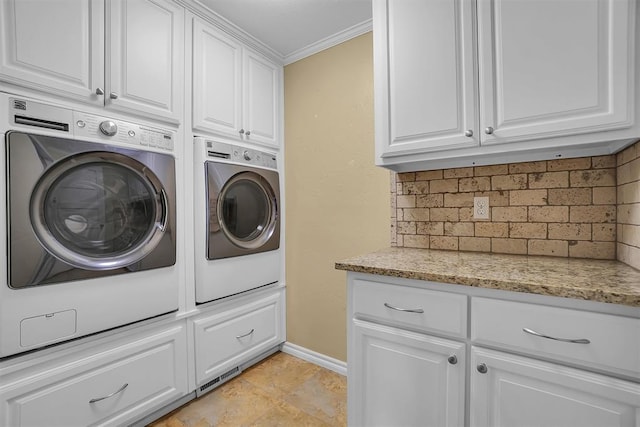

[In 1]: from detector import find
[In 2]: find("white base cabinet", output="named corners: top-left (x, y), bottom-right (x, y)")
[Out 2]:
top-left (351, 319), bottom-right (465, 427)
top-left (192, 287), bottom-right (285, 391)
top-left (347, 272), bottom-right (640, 427)
top-left (0, 322), bottom-right (188, 427)
top-left (470, 347), bottom-right (640, 427)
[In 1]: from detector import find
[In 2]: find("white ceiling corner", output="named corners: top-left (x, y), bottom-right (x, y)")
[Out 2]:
top-left (198, 0), bottom-right (373, 64)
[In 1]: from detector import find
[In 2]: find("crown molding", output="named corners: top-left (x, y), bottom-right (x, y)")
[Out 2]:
top-left (284, 19), bottom-right (373, 66)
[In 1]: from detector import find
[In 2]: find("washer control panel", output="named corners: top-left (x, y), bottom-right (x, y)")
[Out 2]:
top-left (74, 112), bottom-right (174, 151)
top-left (7, 96), bottom-right (174, 152)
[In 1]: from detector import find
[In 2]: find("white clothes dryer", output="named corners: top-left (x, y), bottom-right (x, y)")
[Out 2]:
top-left (0, 94), bottom-right (179, 358)
top-left (194, 137), bottom-right (281, 304)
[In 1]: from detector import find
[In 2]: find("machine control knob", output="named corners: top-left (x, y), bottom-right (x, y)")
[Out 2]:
top-left (99, 120), bottom-right (118, 136)
top-left (243, 150), bottom-right (252, 161)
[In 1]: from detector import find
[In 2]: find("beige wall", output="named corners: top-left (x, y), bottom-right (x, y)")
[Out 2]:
top-left (617, 140), bottom-right (640, 269)
top-left (284, 32), bottom-right (389, 361)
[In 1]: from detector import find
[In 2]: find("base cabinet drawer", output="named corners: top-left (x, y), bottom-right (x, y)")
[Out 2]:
top-left (0, 323), bottom-right (188, 427)
top-left (193, 288), bottom-right (284, 386)
top-left (352, 278), bottom-right (467, 338)
top-left (470, 347), bottom-right (640, 427)
top-left (471, 297), bottom-right (640, 379)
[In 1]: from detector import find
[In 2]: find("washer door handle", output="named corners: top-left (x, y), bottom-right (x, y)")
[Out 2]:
top-left (156, 188), bottom-right (169, 232)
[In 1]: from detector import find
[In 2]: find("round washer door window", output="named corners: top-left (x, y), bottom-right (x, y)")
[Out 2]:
top-left (217, 172), bottom-right (278, 250)
top-left (30, 152), bottom-right (168, 270)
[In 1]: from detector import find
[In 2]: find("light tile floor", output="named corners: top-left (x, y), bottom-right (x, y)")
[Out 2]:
top-left (148, 352), bottom-right (347, 427)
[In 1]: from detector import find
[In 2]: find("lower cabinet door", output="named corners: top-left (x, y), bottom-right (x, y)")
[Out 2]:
top-left (349, 319), bottom-right (465, 427)
top-left (0, 322), bottom-right (188, 427)
top-left (193, 289), bottom-right (284, 386)
top-left (470, 347), bottom-right (640, 427)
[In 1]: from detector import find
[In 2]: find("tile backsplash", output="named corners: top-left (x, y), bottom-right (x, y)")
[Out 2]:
top-left (391, 142), bottom-right (640, 265)
top-left (617, 141), bottom-right (640, 269)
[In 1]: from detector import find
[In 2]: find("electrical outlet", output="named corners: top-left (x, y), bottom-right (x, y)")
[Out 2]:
top-left (474, 197), bottom-right (490, 220)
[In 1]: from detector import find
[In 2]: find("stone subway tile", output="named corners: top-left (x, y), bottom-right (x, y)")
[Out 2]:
top-left (592, 224), bottom-right (616, 242)
top-left (429, 235), bottom-right (459, 250)
top-left (459, 236), bottom-right (491, 252)
top-left (474, 164), bottom-right (508, 177)
top-left (508, 161), bottom-right (547, 174)
top-left (491, 206), bottom-right (528, 222)
top-left (509, 222), bottom-right (547, 239)
top-left (569, 205), bottom-right (616, 223)
top-left (528, 171), bottom-right (569, 189)
top-left (444, 192), bottom-right (475, 207)
top-left (548, 157), bottom-right (591, 171)
top-left (491, 238), bottom-right (528, 254)
top-left (417, 221), bottom-right (444, 236)
top-left (568, 241), bottom-right (616, 259)
top-left (396, 195), bottom-right (416, 208)
top-left (547, 188), bottom-right (591, 206)
top-left (403, 208), bottom-right (430, 221)
top-left (592, 187), bottom-right (616, 205)
top-left (444, 221), bottom-right (475, 237)
top-left (403, 234), bottom-right (430, 248)
top-left (475, 222), bottom-right (509, 238)
top-left (528, 206), bottom-right (569, 223)
top-left (443, 167), bottom-right (474, 178)
top-left (430, 178), bottom-right (459, 193)
top-left (415, 170), bottom-right (444, 181)
top-left (459, 177), bottom-right (491, 192)
top-left (570, 169), bottom-right (616, 187)
top-left (528, 239), bottom-right (569, 257)
top-left (430, 208), bottom-right (459, 222)
top-left (491, 174), bottom-right (527, 190)
top-left (510, 189), bottom-right (549, 206)
top-left (548, 223), bottom-right (592, 241)
top-left (416, 194), bottom-right (444, 208)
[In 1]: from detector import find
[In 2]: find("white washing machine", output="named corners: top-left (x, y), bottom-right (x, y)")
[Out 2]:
top-left (0, 94), bottom-right (179, 358)
top-left (194, 137), bottom-right (281, 304)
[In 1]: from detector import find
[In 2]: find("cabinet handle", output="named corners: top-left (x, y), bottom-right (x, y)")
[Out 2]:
top-left (484, 126), bottom-right (494, 135)
top-left (477, 363), bottom-right (488, 374)
top-left (239, 129), bottom-right (245, 135)
top-left (448, 355), bottom-right (458, 365)
top-left (95, 88), bottom-right (104, 95)
top-left (89, 383), bottom-right (129, 404)
top-left (110, 92), bottom-right (118, 100)
top-left (246, 130), bottom-right (251, 136)
top-left (383, 302), bottom-right (424, 313)
top-left (236, 328), bottom-right (255, 339)
top-left (464, 129), bottom-right (473, 137)
top-left (522, 328), bottom-right (590, 344)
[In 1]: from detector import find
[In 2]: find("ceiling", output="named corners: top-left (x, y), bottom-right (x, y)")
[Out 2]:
top-left (198, 0), bottom-right (372, 64)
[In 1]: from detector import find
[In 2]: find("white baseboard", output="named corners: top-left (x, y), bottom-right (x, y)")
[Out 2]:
top-left (281, 342), bottom-right (347, 376)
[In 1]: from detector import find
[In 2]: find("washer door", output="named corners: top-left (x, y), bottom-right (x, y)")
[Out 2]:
top-left (30, 152), bottom-right (169, 270)
top-left (211, 171), bottom-right (278, 256)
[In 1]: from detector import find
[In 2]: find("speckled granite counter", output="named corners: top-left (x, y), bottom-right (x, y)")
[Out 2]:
top-left (335, 247), bottom-right (640, 308)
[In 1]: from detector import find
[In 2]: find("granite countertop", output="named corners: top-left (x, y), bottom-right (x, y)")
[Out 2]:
top-left (335, 247), bottom-right (640, 308)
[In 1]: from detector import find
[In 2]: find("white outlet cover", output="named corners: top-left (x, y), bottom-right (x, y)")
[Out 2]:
top-left (474, 197), bottom-right (490, 220)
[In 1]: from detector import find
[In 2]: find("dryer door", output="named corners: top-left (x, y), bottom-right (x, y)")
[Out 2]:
top-left (29, 151), bottom-right (169, 273)
top-left (207, 167), bottom-right (280, 259)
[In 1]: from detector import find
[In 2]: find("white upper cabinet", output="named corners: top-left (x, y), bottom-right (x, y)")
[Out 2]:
top-left (374, 0), bottom-right (478, 157)
top-left (0, 0), bottom-right (184, 124)
top-left (0, 0), bottom-right (105, 102)
top-left (374, 0), bottom-right (640, 171)
top-left (193, 17), bottom-right (281, 149)
top-left (107, 0), bottom-right (184, 122)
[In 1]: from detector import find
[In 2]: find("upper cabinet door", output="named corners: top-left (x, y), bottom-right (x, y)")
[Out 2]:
top-left (0, 0), bottom-right (104, 104)
top-left (374, 0), bottom-right (478, 158)
top-left (478, 0), bottom-right (635, 145)
top-left (107, 0), bottom-right (184, 123)
top-left (243, 49), bottom-right (280, 148)
top-left (192, 18), bottom-right (243, 139)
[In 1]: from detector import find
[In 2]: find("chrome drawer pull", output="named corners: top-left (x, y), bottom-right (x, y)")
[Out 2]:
top-left (384, 303), bottom-right (424, 314)
top-left (236, 328), bottom-right (255, 339)
top-left (523, 328), bottom-right (590, 344)
top-left (89, 383), bottom-right (129, 404)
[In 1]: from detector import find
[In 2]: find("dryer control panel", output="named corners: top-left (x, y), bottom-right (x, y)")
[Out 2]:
top-left (205, 140), bottom-right (277, 170)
